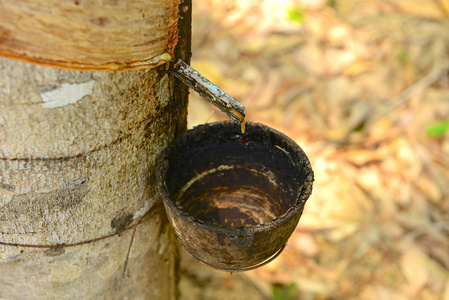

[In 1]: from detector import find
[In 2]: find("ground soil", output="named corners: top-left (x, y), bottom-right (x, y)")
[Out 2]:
top-left (180, 1), bottom-right (449, 299)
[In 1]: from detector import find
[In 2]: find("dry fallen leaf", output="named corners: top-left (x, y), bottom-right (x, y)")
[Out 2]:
top-left (360, 284), bottom-right (409, 300)
top-left (291, 231), bottom-right (319, 257)
top-left (182, 1), bottom-right (449, 299)
top-left (444, 278), bottom-right (449, 300)
top-left (415, 175), bottom-right (444, 204)
top-left (324, 223), bottom-right (360, 242)
top-left (400, 247), bottom-right (430, 296)
top-left (390, 0), bottom-right (447, 21)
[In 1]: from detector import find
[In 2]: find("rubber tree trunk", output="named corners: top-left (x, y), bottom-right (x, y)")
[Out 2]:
top-left (0, 0), bottom-right (191, 298)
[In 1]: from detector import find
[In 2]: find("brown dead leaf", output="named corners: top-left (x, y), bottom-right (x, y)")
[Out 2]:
top-left (415, 175), bottom-right (444, 204)
top-left (354, 66), bottom-right (396, 103)
top-left (185, 1), bottom-right (449, 299)
top-left (322, 101), bottom-right (372, 140)
top-left (440, 0), bottom-right (449, 16)
top-left (327, 24), bottom-right (351, 45)
top-left (390, 138), bottom-right (422, 180)
top-left (360, 285), bottom-right (408, 300)
top-left (343, 61), bottom-right (377, 76)
top-left (244, 72), bottom-right (280, 109)
top-left (366, 117), bottom-right (398, 145)
top-left (304, 8), bottom-right (340, 40)
top-left (392, 0), bottom-right (447, 19)
top-left (325, 48), bottom-right (358, 74)
top-left (354, 166), bottom-right (382, 195)
top-left (400, 247), bottom-right (430, 296)
top-left (444, 278), bottom-right (449, 300)
top-left (291, 231), bottom-right (319, 257)
top-left (223, 278), bottom-right (235, 290)
top-left (381, 222), bottom-right (405, 239)
top-left (293, 275), bottom-right (337, 297)
top-left (324, 223), bottom-right (360, 242)
top-left (297, 0), bottom-right (326, 10)
top-left (295, 43), bottom-right (328, 76)
top-left (345, 149), bottom-right (385, 166)
top-left (420, 235), bottom-right (449, 270)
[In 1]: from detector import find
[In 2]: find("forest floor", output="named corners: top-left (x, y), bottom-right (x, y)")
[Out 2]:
top-left (179, 0), bottom-right (449, 299)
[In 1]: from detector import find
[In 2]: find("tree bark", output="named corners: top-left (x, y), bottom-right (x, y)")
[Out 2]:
top-left (0, 0), bottom-right (180, 70)
top-left (0, 0), bottom-right (191, 298)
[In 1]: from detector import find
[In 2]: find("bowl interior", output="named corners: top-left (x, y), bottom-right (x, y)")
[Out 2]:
top-left (163, 122), bottom-right (306, 229)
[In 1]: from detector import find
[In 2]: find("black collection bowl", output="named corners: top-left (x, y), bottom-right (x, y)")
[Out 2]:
top-left (156, 121), bottom-right (314, 271)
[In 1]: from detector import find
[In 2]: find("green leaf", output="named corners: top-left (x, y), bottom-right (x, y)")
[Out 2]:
top-left (272, 287), bottom-right (284, 300)
top-left (397, 49), bottom-right (410, 66)
top-left (287, 8), bottom-right (305, 24)
top-left (327, 0), bottom-right (337, 8)
top-left (426, 120), bottom-right (449, 138)
top-left (284, 282), bottom-right (297, 299)
top-left (272, 282), bottom-right (298, 300)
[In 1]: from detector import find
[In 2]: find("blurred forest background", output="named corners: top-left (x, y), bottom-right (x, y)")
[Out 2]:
top-left (179, 0), bottom-right (449, 299)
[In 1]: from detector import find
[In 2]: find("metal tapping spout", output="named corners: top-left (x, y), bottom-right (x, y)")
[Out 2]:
top-left (169, 59), bottom-right (246, 124)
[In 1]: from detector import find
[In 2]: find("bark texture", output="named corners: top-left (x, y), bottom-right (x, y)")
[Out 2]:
top-left (0, 0), bottom-right (191, 298)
